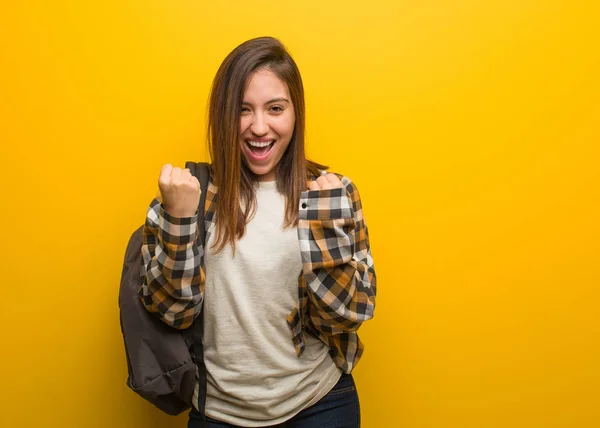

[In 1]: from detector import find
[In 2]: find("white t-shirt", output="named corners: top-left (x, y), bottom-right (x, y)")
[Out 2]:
top-left (199, 180), bottom-right (341, 426)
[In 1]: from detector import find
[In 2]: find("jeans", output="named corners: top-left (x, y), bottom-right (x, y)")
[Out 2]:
top-left (188, 372), bottom-right (360, 428)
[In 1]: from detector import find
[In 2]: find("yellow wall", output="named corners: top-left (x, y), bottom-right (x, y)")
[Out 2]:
top-left (1, 1), bottom-right (598, 427)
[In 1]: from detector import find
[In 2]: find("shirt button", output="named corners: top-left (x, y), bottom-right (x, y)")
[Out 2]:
top-left (301, 203), bottom-right (307, 209)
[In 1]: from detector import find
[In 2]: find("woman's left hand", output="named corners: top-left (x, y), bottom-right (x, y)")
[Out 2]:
top-left (308, 173), bottom-right (344, 191)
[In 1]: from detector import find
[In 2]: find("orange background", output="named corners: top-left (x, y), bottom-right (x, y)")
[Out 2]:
top-left (1, 1), bottom-right (599, 427)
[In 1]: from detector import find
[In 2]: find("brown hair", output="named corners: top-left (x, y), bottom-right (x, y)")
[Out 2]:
top-left (208, 36), bottom-right (326, 254)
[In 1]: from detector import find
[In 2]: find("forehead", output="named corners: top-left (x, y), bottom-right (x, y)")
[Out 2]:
top-left (243, 69), bottom-right (290, 100)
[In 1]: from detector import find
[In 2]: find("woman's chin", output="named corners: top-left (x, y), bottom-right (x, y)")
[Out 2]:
top-left (243, 161), bottom-right (275, 181)
top-left (253, 168), bottom-right (276, 182)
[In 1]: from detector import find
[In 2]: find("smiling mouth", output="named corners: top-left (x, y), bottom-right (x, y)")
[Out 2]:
top-left (246, 140), bottom-right (275, 157)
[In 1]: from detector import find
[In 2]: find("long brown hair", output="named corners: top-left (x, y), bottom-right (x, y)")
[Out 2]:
top-left (208, 36), bottom-right (326, 254)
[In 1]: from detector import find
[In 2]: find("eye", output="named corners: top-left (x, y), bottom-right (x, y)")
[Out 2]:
top-left (241, 106), bottom-right (251, 114)
top-left (269, 105), bottom-right (284, 113)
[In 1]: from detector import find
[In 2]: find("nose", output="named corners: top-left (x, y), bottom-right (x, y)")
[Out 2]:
top-left (250, 112), bottom-right (269, 136)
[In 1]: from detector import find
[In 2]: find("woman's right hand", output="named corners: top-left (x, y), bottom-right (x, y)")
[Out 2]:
top-left (158, 164), bottom-right (201, 218)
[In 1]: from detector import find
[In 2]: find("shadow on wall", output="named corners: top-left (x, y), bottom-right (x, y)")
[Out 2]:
top-left (142, 411), bottom-right (188, 428)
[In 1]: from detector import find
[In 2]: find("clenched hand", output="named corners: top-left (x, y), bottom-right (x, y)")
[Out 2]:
top-left (308, 173), bottom-right (344, 191)
top-left (158, 164), bottom-right (201, 218)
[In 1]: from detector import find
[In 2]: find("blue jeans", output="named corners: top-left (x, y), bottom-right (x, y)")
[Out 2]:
top-left (188, 372), bottom-right (360, 428)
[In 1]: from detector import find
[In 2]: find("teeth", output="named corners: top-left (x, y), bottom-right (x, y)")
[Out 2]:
top-left (247, 140), bottom-right (273, 148)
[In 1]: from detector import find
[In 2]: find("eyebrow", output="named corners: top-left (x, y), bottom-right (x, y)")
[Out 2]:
top-left (242, 97), bottom-right (290, 105)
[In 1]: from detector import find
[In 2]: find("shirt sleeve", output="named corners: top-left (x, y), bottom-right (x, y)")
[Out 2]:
top-left (297, 177), bottom-right (377, 335)
top-left (138, 198), bottom-right (205, 329)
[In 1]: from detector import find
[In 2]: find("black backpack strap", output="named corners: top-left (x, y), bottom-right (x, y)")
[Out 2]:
top-left (184, 161), bottom-right (210, 425)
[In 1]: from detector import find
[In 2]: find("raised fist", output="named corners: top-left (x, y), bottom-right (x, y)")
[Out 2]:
top-left (158, 164), bottom-right (201, 218)
top-left (308, 173), bottom-right (344, 191)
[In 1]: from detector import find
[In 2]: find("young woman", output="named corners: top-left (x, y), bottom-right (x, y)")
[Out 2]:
top-left (140, 37), bottom-right (376, 428)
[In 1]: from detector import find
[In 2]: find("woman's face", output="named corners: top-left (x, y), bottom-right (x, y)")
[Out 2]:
top-left (239, 68), bottom-right (295, 182)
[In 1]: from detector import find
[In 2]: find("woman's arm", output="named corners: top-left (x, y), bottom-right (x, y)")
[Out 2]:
top-left (139, 197), bottom-right (205, 329)
top-left (298, 176), bottom-right (377, 335)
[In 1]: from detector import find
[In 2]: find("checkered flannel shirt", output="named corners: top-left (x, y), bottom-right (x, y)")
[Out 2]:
top-left (140, 173), bottom-right (376, 373)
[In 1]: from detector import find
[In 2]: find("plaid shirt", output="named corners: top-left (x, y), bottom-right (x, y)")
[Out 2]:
top-left (140, 173), bottom-right (376, 373)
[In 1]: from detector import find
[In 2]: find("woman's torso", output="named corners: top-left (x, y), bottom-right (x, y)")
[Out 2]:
top-left (198, 180), bottom-right (341, 426)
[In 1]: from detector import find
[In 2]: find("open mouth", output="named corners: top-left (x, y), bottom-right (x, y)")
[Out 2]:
top-left (246, 140), bottom-right (275, 158)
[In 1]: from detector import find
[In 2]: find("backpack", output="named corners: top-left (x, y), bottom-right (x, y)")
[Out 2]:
top-left (118, 162), bottom-right (209, 415)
